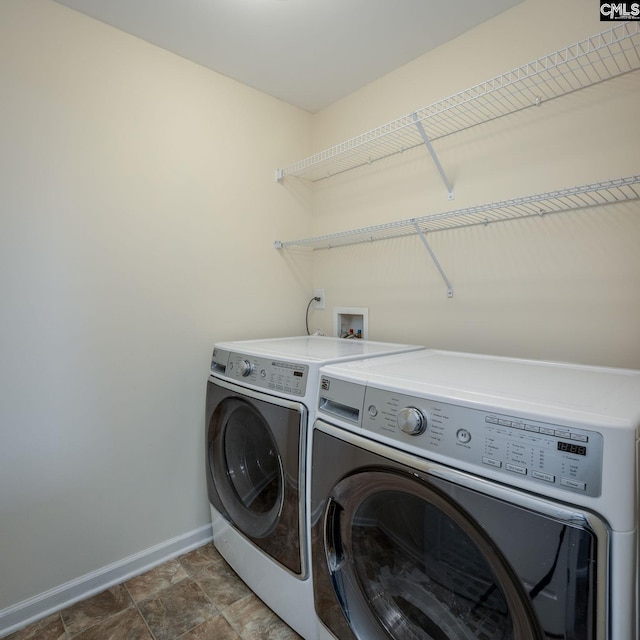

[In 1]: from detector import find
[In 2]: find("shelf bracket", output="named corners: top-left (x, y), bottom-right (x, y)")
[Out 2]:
top-left (413, 222), bottom-right (453, 298)
top-left (412, 112), bottom-right (454, 200)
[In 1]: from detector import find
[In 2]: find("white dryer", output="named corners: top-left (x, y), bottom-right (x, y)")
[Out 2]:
top-left (204, 336), bottom-right (423, 640)
top-left (312, 349), bottom-right (640, 640)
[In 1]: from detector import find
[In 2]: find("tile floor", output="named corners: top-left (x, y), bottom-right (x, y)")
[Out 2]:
top-left (5, 543), bottom-right (303, 640)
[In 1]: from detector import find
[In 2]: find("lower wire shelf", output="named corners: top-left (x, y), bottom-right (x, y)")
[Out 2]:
top-left (274, 175), bottom-right (640, 250)
top-left (274, 175), bottom-right (640, 297)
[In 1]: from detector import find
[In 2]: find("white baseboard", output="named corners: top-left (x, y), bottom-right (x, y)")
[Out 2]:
top-left (0, 523), bottom-right (213, 638)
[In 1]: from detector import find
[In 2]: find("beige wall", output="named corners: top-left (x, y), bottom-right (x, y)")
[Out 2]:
top-left (304, 0), bottom-right (640, 368)
top-left (0, 0), bottom-right (311, 618)
top-left (1, 0), bottom-right (638, 631)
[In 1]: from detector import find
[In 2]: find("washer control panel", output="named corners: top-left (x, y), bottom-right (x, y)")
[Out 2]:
top-left (211, 348), bottom-right (308, 395)
top-left (362, 386), bottom-right (603, 497)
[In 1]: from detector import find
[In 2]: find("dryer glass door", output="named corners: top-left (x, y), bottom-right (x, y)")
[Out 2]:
top-left (312, 426), bottom-right (602, 640)
top-left (325, 471), bottom-right (544, 640)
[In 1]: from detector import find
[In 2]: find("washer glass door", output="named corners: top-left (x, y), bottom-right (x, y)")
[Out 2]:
top-left (206, 380), bottom-right (306, 575)
top-left (218, 398), bottom-right (283, 536)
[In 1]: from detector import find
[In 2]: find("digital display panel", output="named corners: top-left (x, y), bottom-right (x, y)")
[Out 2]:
top-left (293, 371), bottom-right (304, 377)
top-left (557, 441), bottom-right (586, 456)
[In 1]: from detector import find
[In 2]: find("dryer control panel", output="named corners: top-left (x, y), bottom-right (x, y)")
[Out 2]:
top-left (211, 348), bottom-right (309, 395)
top-left (317, 374), bottom-right (604, 497)
top-left (361, 387), bottom-right (603, 497)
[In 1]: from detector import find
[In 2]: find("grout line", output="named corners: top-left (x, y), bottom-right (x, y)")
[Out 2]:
top-left (219, 594), bottom-right (251, 640)
top-left (58, 613), bottom-right (71, 640)
top-left (123, 583), bottom-right (158, 640)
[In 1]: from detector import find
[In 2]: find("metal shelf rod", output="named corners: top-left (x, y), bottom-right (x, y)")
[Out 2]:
top-left (412, 113), bottom-right (454, 200)
top-left (413, 222), bottom-right (454, 298)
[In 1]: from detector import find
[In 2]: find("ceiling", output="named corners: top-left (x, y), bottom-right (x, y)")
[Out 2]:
top-left (54, 0), bottom-right (523, 113)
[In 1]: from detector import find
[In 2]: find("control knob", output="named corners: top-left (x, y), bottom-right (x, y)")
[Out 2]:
top-left (239, 360), bottom-right (254, 377)
top-left (397, 407), bottom-right (427, 436)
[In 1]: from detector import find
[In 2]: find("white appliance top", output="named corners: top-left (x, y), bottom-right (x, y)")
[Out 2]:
top-left (209, 336), bottom-right (423, 402)
top-left (319, 349), bottom-right (640, 429)
top-left (213, 335), bottom-right (423, 363)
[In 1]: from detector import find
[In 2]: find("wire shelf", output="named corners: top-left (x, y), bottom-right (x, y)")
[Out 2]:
top-left (274, 176), bottom-right (640, 250)
top-left (275, 23), bottom-right (640, 183)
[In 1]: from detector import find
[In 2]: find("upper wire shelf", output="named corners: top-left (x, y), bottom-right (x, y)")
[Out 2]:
top-left (274, 176), bottom-right (640, 250)
top-left (275, 23), bottom-right (640, 183)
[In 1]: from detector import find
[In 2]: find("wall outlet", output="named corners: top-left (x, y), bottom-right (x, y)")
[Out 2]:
top-left (313, 288), bottom-right (326, 310)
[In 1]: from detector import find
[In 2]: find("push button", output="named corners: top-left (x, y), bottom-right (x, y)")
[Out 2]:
top-left (561, 478), bottom-right (587, 491)
top-left (482, 457), bottom-right (502, 468)
top-left (506, 463), bottom-right (527, 475)
top-left (532, 470), bottom-right (556, 483)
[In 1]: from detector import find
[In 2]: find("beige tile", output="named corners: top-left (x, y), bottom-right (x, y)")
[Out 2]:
top-left (223, 594), bottom-right (303, 640)
top-left (136, 578), bottom-right (217, 640)
top-left (177, 614), bottom-right (242, 640)
top-left (6, 543), bottom-right (299, 640)
top-left (193, 560), bottom-right (252, 610)
top-left (70, 608), bottom-right (152, 640)
top-left (4, 613), bottom-right (66, 640)
top-left (178, 543), bottom-right (221, 575)
top-left (125, 559), bottom-right (189, 602)
top-left (60, 585), bottom-right (132, 636)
